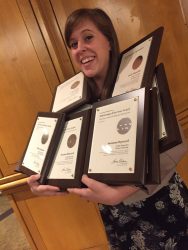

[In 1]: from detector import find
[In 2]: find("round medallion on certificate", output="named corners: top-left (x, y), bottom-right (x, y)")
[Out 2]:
top-left (41, 129), bottom-right (49, 144)
top-left (70, 81), bottom-right (80, 89)
top-left (117, 117), bottom-right (132, 134)
top-left (67, 134), bottom-right (77, 148)
top-left (132, 55), bottom-right (143, 70)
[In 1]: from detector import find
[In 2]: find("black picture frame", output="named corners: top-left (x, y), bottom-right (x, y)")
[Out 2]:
top-left (84, 87), bottom-right (149, 185)
top-left (51, 71), bottom-right (90, 114)
top-left (17, 112), bottom-right (65, 176)
top-left (111, 26), bottom-right (164, 97)
top-left (154, 63), bottom-right (182, 153)
top-left (146, 87), bottom-right (161, 184)
top-left (40, 109), bottom-right (91, 190)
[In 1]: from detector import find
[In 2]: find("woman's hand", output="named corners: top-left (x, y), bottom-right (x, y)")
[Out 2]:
top-left (68, 175), bottom-right (139, 205)
top-left (27, 174), bottom-right (66, 196)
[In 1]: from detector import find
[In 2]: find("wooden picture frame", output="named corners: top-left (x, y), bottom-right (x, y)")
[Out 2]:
top-left (17, 112), bottom-right (65, 176)
top-left (84, 88), bottom-right (149, 185)
top-left (154, 63), bottom-right (182, 153)
top-left (112, 27), bottom-right (164, 97)
top-left (146, 87), bottom-right (161, 184)
top-left (40, 109), bottom-right (91, 190)
top-left (51, 72), bottom-right (90, 114)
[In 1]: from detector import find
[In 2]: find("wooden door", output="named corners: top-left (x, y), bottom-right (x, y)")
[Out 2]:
top-left (0, 0), bottom-right (73, 177)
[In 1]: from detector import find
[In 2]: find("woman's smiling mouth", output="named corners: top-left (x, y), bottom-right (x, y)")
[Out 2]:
top-left (81, 56), bottom-right (95, 64)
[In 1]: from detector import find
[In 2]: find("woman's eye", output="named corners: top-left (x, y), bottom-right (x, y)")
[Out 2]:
top-left (85, 35), bottom-right (93, 42)
top-left (70, 41), bottom-right (78, 49)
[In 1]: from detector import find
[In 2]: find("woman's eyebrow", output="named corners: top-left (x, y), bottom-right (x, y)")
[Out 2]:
top-left (81, 29), bottom-right (94, 34)
top-left (70, 29), bottom-right (95, 41)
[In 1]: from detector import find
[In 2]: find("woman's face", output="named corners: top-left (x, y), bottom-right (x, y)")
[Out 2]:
top-left (69, 19), bottom-right (111, 83)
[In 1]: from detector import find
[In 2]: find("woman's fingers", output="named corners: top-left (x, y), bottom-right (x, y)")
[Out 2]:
top-left (81, 175), bottom-right (107, 191)
top-left (32, 184), bottom-right (60, 192)
top-left (67, 175), bottom-right (109, 202)
top-left (27, 174), bottom-right (40, 186)
top-left (27, 174), bottom-right (137, 204)
top-left (27, 174), bottom-right (64, 196)
top-left (68, 175), bottom-right (140, 205)
top-left (30, 184), bottom-right (62, 196)
top-left (67, 175), bottom-right (100, 196)
top-left (67, 187), bottom-right (86, 197)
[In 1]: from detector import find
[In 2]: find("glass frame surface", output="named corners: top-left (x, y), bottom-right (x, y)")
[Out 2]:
top-left (84, 88), bottom-right (149, 185)
top-left (17, 112), bottom-right (65, 176)
top-left (40, 109), bottom-right (91, 190)
top-left (51, 72), bottom-right (90, 114)
top-left (112, 27), bottom-right (164, 97)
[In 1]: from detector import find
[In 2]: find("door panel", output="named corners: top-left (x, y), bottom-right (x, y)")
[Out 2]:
top-left (0, 0), bottom-right (74, 176)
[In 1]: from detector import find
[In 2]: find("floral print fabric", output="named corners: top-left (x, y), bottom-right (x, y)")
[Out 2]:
top-left (99, 172), bottom-right (188, 250)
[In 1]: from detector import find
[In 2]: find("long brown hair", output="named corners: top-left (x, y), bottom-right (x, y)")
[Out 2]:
top-left (64, 8), bottom-right (120, 100)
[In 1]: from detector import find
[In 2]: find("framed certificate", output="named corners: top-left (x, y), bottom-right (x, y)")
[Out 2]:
top-left (51, 72), bottom-right (90, 113)
top-left (146, 87), bottom-right (160, 184)
top-left (17, 112), bottom-right (65, 176)
top-left (112, 27), bottom-right (164, 97)
top-left (84, 88), bottom-right (149, 185)
top-left (40, 109), bottom-right (91, 189)
top-left (153, 63), bottom-right (182, 152)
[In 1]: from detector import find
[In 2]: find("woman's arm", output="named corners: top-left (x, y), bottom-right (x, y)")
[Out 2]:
top-left (68, 175), bottom-right (139, 205)
top-left (27, 174), bottom-right (139, 204)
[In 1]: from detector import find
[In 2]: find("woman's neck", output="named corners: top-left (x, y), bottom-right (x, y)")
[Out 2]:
top-left (94, 75), bottom-right (105, 97)
top-left (95, 81), bottom-right (103, 97)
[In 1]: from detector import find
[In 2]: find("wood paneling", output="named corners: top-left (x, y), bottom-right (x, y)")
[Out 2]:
top-left (0, 0), bottom-right (52, 175)
top-left (17, 0), bottom-right (60, 94)
top-left (179, 0), bottom-right (188, 26)
top-left (24, 195), bottom-right (107, 250)
top-left (0, 0), bottom-right (75, 176)
top-left (30, 0), bottom-right (75, 81)
top-left (177, 151), bottom-right (188, 185)
top-left (10, 192), bottom-right (108, 250)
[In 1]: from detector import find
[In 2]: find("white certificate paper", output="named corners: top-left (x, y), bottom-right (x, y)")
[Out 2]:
top-left (88, 97), bottom-right (138, 173)
top-left (52, 72), bottom-right (84, 112)
top-left (152, 76), bottom-right (167, 139)
top-left (48, 117), bottom-right (82, 179)
top-left (22, 117), bottom-right (58, 173)
top-left (113, 38), bottom-right (152, 97)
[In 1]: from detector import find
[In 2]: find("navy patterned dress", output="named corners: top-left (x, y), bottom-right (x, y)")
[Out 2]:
top-left (99, 173), bottom-right (188, 250)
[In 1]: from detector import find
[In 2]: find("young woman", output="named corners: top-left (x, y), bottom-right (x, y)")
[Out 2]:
top-left (28, 8), bottom-right (188, 249)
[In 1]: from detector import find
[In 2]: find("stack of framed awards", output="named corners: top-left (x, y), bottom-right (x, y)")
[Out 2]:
top-left (17, 71), bottom-right (92, 190)
top-left (17, 26), bottom-right (182, 189)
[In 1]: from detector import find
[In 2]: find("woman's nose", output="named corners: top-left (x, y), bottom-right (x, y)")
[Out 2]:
top-left (77, 41), bottom-right (86, 52)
